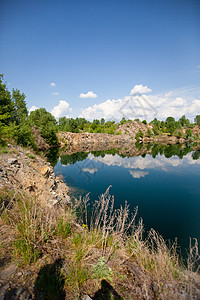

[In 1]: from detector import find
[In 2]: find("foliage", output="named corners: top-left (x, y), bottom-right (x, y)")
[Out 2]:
top-left (92, 257), bottom-right (113, 281)
top-left (60, 152), bottom-right (89, 165)
top-left (179, 115), bottom-right (190, 127)
top-left (13, 120), bottom-right (36, 148)
top-left (186, 128), bottom-right (193, 139)
top-left (0, 74), bottom-right (14, 126)
top-left (194, 115), bottom-right (200, 126)
top-left (29, 108), bottom-right (58, 146)
top-left (147, 128), bottom-right (152, 137)
top-left (57, 218), bottom-right (71, 238)
top-left (12, 88), bottom-right (28, 124)
top-left (1, 184), bottom-right (200, 299)
top-left (135, 129), bottom-right (144, 141)
top-left (120, 117), bottom-right (127, 125)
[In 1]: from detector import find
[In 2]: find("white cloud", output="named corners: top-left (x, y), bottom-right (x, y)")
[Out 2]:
top-left (51, 100), bottom-right (71, 119)
top-left (169, 97), bottom-right (187, 107)
top-left (80, 85), bottom-right (200, 122)
top-left (129, 170), bottom-right (149, 179)
top-left (130, 84), bottom-right (152, 95)
top-left (52, 92), bottom-right (59, 96)
top-left (188, 99), bottom-right (200, 115)
top-left (29, 106), bottom-right (39, 113)
top-left (82, 168), bottom-right (98, 174)
top-left (50, 82), bottom-right (56, 87)
top-left (79, 91), bottom-right (98, 99)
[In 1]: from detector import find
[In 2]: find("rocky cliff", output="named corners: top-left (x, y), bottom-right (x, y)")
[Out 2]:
top-left (58, 131), bottom-right (134, 154)
top-left (0, 145), bottom-right (70, 208)
top-left (58, 122), bottom-right (200, 156)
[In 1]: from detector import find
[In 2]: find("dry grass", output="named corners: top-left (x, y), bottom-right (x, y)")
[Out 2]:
top-left (0, 186), bottom-right (200, 299)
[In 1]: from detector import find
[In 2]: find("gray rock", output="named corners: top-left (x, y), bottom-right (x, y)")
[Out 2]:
top-left (8, 158), bottom-right (18, 165)
top-left (0, 263), bottom-right (17, 281)
top-left (0, 283), bottom-right (9, 300)
top-left (83, 295), bottom-right (92, 300)
top-left (48, 198), bottom-right (59, 206)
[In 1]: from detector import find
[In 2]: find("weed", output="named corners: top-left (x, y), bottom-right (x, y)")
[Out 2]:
top-left (26, 153), bottom-right (36, 160)
top-left (57, 218), bottom-right (71, 238)
top-left (64, 261), bottom-right (89, 296)
top-left (92, 257), bottom-right (113, 282)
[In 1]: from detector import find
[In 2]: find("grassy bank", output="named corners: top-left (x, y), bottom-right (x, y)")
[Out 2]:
top-left (0, 186), bottom-right (200, 299)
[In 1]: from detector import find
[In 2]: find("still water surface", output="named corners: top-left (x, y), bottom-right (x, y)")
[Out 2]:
top-left (54, 146), bottom-right (200, 256)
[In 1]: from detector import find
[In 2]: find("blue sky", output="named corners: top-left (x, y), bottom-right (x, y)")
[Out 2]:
top-left (0, 0), bottom-right (200, 121)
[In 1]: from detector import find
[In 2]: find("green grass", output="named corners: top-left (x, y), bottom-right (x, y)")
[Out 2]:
top-left (1, 187), bottom-right (200, 299)
top-left (26, 152), bottom-right (36, 160)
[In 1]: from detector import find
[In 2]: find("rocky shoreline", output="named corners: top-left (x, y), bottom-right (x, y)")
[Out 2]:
top-left (0, 144), bottom-right (70, 209)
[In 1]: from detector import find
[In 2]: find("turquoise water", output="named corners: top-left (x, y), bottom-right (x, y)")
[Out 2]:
top-left (54, 147), bottom-right (200, 256)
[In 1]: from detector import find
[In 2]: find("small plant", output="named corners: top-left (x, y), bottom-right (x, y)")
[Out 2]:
top-left (57, 218), bottom-right (71, 238)
top-left (177, 131), bottom-right (182, 138)
top-left (64, 261), bottom-right (89, 296)
top-left (147, 128), bottom-right (152, 137)
top-left (116, 131), bottom-right (121, 135)
top-left (14, 237), bottom-right (39, 264)
top-left (135, 129), bottom-right (144, 141)
top-left (92, 257), bottom-right (113, 282)
top-left (26, 152), bottom-right (35, 160)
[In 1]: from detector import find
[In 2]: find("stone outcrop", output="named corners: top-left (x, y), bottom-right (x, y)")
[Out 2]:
top-left (31, 127), bottom-right (50, 151)
top-left (58, 131), bottom-right (134, 154)
top-left (58, 122), bottom-right (200, 155)
top-left (116, 121), bottom-right (152, 137)
top-left (0, 145), bottom-right (70, 208)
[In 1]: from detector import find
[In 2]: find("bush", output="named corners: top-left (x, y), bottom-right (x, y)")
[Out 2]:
top-left (13, 121), bottom-right (36, 149)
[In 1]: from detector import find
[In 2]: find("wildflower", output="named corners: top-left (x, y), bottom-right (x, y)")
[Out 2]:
top-left (81, 224), bottom-right (87, 231)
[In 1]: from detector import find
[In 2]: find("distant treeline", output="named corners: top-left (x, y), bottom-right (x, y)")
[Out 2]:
top-left (1, 74), bottom-right (200, 150)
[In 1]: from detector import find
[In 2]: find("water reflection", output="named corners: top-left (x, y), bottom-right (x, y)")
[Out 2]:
top-left (59, 143), bottom-right (200, 180)
top-left (54, 143), bottom-right (200, 256)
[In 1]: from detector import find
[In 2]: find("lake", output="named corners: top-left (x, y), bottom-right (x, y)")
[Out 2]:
top-left (54, 144), bottom-right (200, 257)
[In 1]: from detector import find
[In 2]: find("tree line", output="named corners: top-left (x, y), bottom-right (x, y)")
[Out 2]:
top-left (1, 73), bottom-right (200, 150)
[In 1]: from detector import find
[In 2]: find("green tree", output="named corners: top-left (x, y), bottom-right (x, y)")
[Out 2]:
top-left (179, 115), bottom-right (190, 127)
top-left (100, 118), bottom-right (105, 125)
top-left (76, 117), bottom-right (88, 130)
top-left (194, 115), bottom-right (200, 126)
top-left (29, 108), bottom-right (57, 128)
top-left (58, 116), bottom-right (68, 131)
top-left (13, 120), bottom-right (35, 148)
top-left (29, 108), bottom-right (58, 145)
top-left (93, 119), bottom-right (100, 125)
top-left (147, 128), bottom-right (152, 137)
top-left (120, 117), bottom-right (126, 125)
top-left (0, 74), bottom-right (14, 126)
top-left (192, 150), bottom-right (200, 160)
top-left (165, 116), bottom-right (176, 135)
top-left (165, 116), bottom-right (175, 125)
top-left (186, 128), bottom-right (193, 139)
top-left (12, 89), bottom-right (28, 124)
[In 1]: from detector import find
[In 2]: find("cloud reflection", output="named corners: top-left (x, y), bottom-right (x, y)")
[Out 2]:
top-left (87, 152), bottom-right (200, 178)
